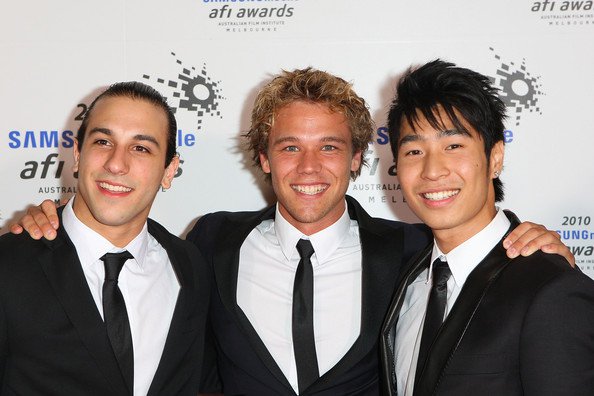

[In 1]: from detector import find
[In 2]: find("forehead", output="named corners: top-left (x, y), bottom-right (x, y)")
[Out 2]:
top-left (87, 96), bottom-right (168, 137)
top-left (400, 107), bottom-right (480, 140)
top-left (272, 101), bottom-right (350, 136)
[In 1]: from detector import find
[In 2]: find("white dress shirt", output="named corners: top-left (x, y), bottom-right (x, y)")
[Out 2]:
top-left (237, 202), bottom-right (362, 393)
top-left (63, 197), bottom-right (180, 396)
top-left (395, 208), bottom-right (510, 396)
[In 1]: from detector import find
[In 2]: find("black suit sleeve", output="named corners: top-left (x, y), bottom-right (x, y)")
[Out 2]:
top-left (401, 223), bottom-right (432, 264)
top-left (187, 213), bottom-right (219, 258)
top-left (520, 269), bottom-right (594, 395)
top-left (0, 243), bottom-right (10, 390)
top-left (186, 214), bottom-right (223, 393)
top-left (0, 287), bottom-right (6, 389)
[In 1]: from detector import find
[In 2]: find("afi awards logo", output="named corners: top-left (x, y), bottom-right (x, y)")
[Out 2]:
top-left (200, 0), bottom-right (298, 33)
top-left (530, 0), bottom-right (593, 26)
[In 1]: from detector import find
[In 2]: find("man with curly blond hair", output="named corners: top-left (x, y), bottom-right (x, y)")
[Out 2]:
top-left (187, 68), bottom-right (433, 395)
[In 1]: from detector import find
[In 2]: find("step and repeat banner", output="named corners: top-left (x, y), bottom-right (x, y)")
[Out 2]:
top-left (1, 0), bottom-right (593, 275)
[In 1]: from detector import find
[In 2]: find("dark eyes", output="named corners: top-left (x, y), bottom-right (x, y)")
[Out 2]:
top-left (94, 139), bottom-right (110, 146)
top-left (403, 149), bottom-right (421, 156)
top-left (402, 144), bottom-right (463, 156)
top-left (92, 139), bottom-right (150, 153)
top-left (132, 145), bottom-right (150, 153)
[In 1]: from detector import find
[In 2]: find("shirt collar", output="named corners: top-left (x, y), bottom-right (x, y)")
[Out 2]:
top-left (429, 207), bottom-right (511, 287)
top-left (62, 196), bottom-right (149, 269)
top-left (274, 201), bottom-right (351, 266)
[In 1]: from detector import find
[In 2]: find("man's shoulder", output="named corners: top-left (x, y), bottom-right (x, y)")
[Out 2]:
top-left (372, 217), bottom-right (429, 234)
top-left (200, 208), bottom-right (268, 225)
top-left (509, 250), bottom-right (577, 275)
top-left (346, 195), bottom-right (429, 233)
top-left (147, 217), bottom-right (201, 254)
top-left (187, 208), bottom-right (268, 239)
top-left (0, 231), bottom-right (50, 259)
top-left (500, 251), bottom-right (594, 294)
top-left (0, 232), bottom-right (56, 283)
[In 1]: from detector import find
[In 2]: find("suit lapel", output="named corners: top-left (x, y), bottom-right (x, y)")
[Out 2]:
top-left (380, 245), bottom-right (432, 395)
top-left (39, 222), bottom-right (129, 394)
top-left (146, 220), bottom-right (200, 395)
top-left (414, 229), bottom-right (515, 396)
top-left (213, 206), bottom-right (296, 392)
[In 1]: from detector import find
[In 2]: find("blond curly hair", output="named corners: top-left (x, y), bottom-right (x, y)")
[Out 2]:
top-left (245, 67), bottom-right (374, 181)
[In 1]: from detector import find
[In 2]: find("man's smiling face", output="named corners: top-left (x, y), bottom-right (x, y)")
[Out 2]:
top-left (396, 109), bottom-right (503, 252)
top-left (73, 95), bottom-right (178, 246)
top-left (259, 101), bottom-right (361, 236)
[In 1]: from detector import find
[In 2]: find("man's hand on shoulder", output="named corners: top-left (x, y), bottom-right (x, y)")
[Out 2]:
top-left (503, 221), bottom-right (574, 267)
top-left (9, 200), bottom-right (61, 241)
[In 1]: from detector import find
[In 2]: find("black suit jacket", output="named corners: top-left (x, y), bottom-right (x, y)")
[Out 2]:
top-left (0, 212), bottom-right (211, 396)
top-left (187, 195), bottom-right (430, 395)
top-left (380, 213), bottom-right (594, 396)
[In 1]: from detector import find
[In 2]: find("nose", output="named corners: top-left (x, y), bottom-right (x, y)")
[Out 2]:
top-left (296, 150), bottom-right (323, 174)
top-left (420, 151), bottom-right (449, 180)
top-left (103, 146), bottom-right (129, 175)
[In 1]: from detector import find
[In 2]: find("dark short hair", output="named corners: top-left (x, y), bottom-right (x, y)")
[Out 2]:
top-left (245, 67), bottom-right (374, 181)
top-left (77, 81), bottom-right (177, 167)
top-left (387, 59), bottom-right (506, 202)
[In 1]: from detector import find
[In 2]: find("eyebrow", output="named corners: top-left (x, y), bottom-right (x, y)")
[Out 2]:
top-left (88, 127), bottom-right (160, 147)
top-left (398, 128), bottom-right (471, 146)
top-left (271, 135), bottom-right (348, 145)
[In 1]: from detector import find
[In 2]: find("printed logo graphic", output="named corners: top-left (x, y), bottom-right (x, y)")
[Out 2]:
top-left (200, 0), bottom-right (299, 34)
top-left (529, 0), bottom-right (593, 26)
top-left (489, 48), bottom-right (544, 126)
top-left (142, 52), bottom-right (225, 130)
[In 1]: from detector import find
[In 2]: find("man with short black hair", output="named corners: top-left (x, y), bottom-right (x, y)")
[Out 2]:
top-left (0, 82), bottom-right (210, 395)
top-left (380, 60), bottom-right (594, 396)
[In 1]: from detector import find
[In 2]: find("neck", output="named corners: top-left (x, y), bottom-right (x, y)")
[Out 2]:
top-left (72, 207), bottom-right (145, 248)
top-left (433, 206), bottom-right (498, 254)
top-left (96, 224), bottom-right (143, 248)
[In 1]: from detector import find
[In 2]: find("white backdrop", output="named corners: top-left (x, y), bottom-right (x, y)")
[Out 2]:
top-left (1, 0), bottom-right (593, 276)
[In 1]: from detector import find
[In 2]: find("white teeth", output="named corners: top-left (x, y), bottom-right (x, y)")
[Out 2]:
top-left (99, 182), bottom-right (132, 193)
top-left (422, 190), bottom-right (459, 201)
top-left (292, 184), bottom-right (327, 195)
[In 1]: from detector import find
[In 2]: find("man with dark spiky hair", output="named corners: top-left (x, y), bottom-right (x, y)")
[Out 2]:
top-left (0, 82), bottom-right (210, 396)
top-left (380, 60), bottom-right (594, 396)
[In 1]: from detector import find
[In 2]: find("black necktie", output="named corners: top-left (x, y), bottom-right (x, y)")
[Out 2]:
top-left (293, 239), bottom-right (319, 393)
top-left (101, 251), bottom-right (134, 394)
top-left (415, 258), bottom-right (451, 382)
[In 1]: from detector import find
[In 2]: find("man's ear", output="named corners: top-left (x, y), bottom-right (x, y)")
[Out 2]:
top-left (490, 140), bottom-right (505, 178)
top-left (161, 155), bottom-right (180, 190)
top-left (351, 150), bottom-right (362, 173)
top-left (259, 151), bottom-right (271, 174)
top-left (73, 138), bottom-right (80, 172)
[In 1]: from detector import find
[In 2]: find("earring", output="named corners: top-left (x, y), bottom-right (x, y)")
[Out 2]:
top-left (494, 170), bottom-right (500, 178)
